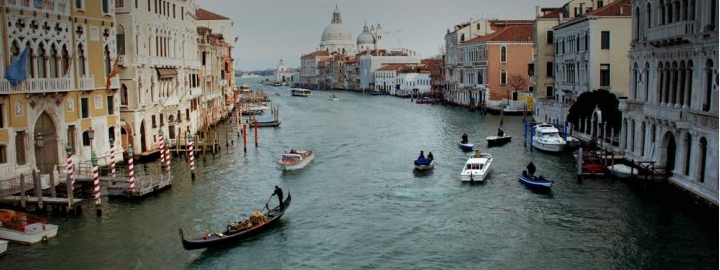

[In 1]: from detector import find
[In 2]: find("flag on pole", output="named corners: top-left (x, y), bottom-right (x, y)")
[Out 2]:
top-left (105, 56), bottom-right (120, 92)
top-left (4, 47), bottom-right (29, 86)
top-left (64, 49), bottom-right (76, 77)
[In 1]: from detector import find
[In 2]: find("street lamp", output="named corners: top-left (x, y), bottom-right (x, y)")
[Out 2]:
top-left (87, 127), bottom-right (95, 157)
top-left (36, 132), bottom-right (44, 173)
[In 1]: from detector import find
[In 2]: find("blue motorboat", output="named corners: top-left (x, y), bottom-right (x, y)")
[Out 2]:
top-left (518, 162), bottom-right (552, 189)
top-left (457, 142), bottom-right (474, 151)
top-left (413, 157), bottom-right (434, 170)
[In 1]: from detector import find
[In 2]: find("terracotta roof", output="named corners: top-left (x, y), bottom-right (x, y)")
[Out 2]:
top-left (377, 64), bottom-right (406, 71)
top-left (302, 51), bottom-right (330, 58)
top-left (537, 7), bottom-right (565, 19)
top-left (588, 0), bottom-right (631, 17)
top-left (196, 8), bottom-right (230, 20)
top-left (464, 24), bottom-right (534, 44)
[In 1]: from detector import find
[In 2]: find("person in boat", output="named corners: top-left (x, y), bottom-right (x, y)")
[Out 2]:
top-left (418, 150), bottom-right (425, 160)
top-left (474, 150), bottom-right (482, 158)
top-left (461, 133), bottom-right (468, 144)
top-left (272, 186), bottom-right (284, 210)
top-left (427, 152), bottom-right (434, 161)
top-left (498, 128), bottom-right (505, 137)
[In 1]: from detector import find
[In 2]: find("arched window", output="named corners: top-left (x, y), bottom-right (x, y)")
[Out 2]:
top-left (698, 137), bottom-right (707, 182)
top-left (647, 3), bottom-right (652, 28)
top-left (78, 44), bottom-right (87, 77)
top-left (117, 25), bottom-right (126, 54)
top-left (645, 62), bottom-right (650, 101)
top-left (500, 46), bottom-right (507, 62)
top-left (684, 133), bottom-right (691, 175)
top-left (634, 7), bottom-right (641, 41)
top-left (703, 59), bottom-right (713, 111)
top-left (500, 70), bottom-right (507, 85)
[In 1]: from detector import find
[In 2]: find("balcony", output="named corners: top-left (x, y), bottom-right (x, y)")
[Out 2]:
top-left (78, 76), bottom-right (95, 90)
top-left (647, 21), bottom-right (695, 47)
top-left (643, 105), bottom-right (684, 122)
top-left (0, 77), bottom-right (72, 94)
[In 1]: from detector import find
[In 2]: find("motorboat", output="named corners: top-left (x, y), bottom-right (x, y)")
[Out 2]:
top-left (607, 164), bottom-right (636, 179)
top-left (457, 142), bottom-right (474, 151)
top-left (518, 162), bottom-right (553, 190)
top-left (460, 151), bottom-right (493, 182)
top-left (414, 157), bottom-right (434, 171)
top-left (277, 148), bottom-right (315, 171)
top-left (0, 239), bottom-right (7, 254)
top-left (291, 88), bottom-right (312, 97)
top-left (532, 123), bottom-right (567, 153)
top-left (0, 209), bottom-right (59, 245)
top-left (486, 128), bottom-right (511, 147)
top-left (329, 95), bottom-right (339, 101)
top-left (573, 150), bottom-right (606, 176)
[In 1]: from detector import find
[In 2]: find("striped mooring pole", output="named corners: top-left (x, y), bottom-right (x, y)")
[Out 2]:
top-left (109, 138), bottom-right (116, 177)
top-left (128, 145), bottom-right (135, 195)
top-left (91, 153), bottom-right (101, 216)
top-left (188, 135), bottom-right (195, 180)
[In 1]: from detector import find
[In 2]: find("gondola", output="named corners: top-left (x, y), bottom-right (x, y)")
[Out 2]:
top-left (179, 193), bottom-right (291, 250)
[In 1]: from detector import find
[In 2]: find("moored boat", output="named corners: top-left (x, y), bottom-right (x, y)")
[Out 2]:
top-left (249, 119), bottom-right (281, 128)
top-left (278, 148), bottom-right (315, 171)
top-left (0, 209), bottom-right (59, 245)
top-left (414, 157), bottom-right (434, 171)
top-left (0, 239), bottom-right (7, 254)
top-left (607, 164), bottom-right (636, 179)
top-left (460, 151), bottom-right (493, 182)
top-left (179, 193), bottom-right (291, 250)
top-left (532, 123), bottom-right (567, 153)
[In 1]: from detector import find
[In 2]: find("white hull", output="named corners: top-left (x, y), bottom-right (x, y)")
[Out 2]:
top-left (460, 153), bottom-right (493, 182)
top-left (278, 149), bottom-right (315, 171)
top-left (0, 239), bottom-right (7, 254)
top-left (532, 141), bottom-right (566, 153)
top-left (0, 223), bottom-right (58, 245)
top-left (607, 164), bottom-right (635, 179)
top-left (414, 160), bottom-right (435, 170)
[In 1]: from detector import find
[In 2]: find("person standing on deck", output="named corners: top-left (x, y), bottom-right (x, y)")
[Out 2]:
top-left (272, 186), bottom-right (284, 210)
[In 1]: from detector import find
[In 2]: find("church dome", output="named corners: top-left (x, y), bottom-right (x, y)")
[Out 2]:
top-left (357, 24), bottom-right (375, 45)
top-left (322, 23), bottom-right (352, 41)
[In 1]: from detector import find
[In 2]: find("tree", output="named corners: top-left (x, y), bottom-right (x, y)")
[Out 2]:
top-left (508, 74), bottom-right (527, 91)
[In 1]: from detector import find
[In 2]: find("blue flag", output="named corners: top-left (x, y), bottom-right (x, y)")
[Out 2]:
top-left (4, 47), bottom-right (29, 86)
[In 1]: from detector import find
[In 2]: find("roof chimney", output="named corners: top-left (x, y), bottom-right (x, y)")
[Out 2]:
top-left (535, 6), bottom-right (540, 17)
top-left (620, 6), bottom-right (623, 15)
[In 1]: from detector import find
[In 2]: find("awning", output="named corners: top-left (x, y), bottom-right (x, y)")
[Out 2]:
top-left (156, 68), bottom-right (178, 79)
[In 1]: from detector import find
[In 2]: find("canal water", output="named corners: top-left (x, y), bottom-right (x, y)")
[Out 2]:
top-left (2, 80), bottom-right (717, 269)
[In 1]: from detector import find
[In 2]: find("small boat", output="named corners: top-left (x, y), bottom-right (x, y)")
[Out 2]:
top-left (248, 119), bottom-right (281, 128)
top-left (370, 91), bottom-right (390, 95)
top-left (532, 123), bottom-right (567, 153)
top-left (607, 164), bottom-right (636, 179)
top-left (278, 148), bottom-right (315, 171)
top-left (0, 209), bottom-right (59, 245)
top-left (414, 157), bottom-right (435, 171)
top-left (0, 239), bottom-right (7, 255)
top-left (457, 142), bottom-right (474, 151)
top-left (573, 150), bottom-right (606, 176)
top-left (179, 193), bottom-right (291, 250)
top-left (460, 151), bottom-right (493, 182)
top-left (329, 95), bottom-right (339, 101)
top-left (486, 128), bottom-right (511, 147)
top-left (415, 97), bottom-right (433, 104)
top-left (518, 162), bottom-right (553, 190)
top-left (291, 88), bottom-right (312, 97)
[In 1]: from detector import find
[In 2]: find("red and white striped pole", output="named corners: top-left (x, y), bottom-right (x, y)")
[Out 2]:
top-left (188, 135), bottom-right (195, 180)
top-left (91, 153), bottom-right (101, 216)
top-left (65, 145), bottom-right (74, 185)
top-left (158, 130), bottom-right (165, 168)
top-left (164, 138), bottom-right (170, 174)
top-left (128, 145), bottom-right (135, 195)
top-left (109, 138), bottom-right (116, 177)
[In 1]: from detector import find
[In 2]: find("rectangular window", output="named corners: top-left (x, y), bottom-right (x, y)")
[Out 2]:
top-left (600, 64), bottom-right (610, 87)
top-left (101, 0), bottom-right (109, 13)
top-left (94, 94), bottom-right (102, 109)
top-left (68, 125), bottom-right (77, 154)
top-left (0, 103), bottom-right (4, 128)
top-left (15, 131), bottom-right (26, 165)
top-left (546, 86), bottom-right (554, 98)
top-left (528, 63), bottom-right (534, 76)
top-left (186, 109), bottom-right (190, 120)
top-left (82, 130), bottom-right (91, 146)
top-left (107, 96), bottom-right (114, 115)
top-left (115, 0), bottom-right (122, 8)
top-left (75, 0), bottom-right (84, 10)
top-left (546, 62), bottom-right (553, 77)
top-left (585, 35), bottom-right (588, 50)
top-left (0, 145), bottom-right (6, 164)
top-left (160, 113), bottom-right (164, 126)
top-left (81, 97), bottom-right (89, 118)
top-left (597, 1), bottom-right (604, 8)
top-left (546, 31), bottom-right (554, 44)
top-left (601, 31), bottom-right (610, 49)
top-left (152, 115), bottom-right (157, 128)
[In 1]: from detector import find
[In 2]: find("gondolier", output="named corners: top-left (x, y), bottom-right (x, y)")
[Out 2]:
top-left (272, 186), bottom-right (284, 210)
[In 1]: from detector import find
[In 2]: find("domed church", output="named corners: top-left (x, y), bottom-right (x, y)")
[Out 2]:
top-left (356, 22), bottom-right (377, 52)
top-left (319, 5), bottom-right (356, 55)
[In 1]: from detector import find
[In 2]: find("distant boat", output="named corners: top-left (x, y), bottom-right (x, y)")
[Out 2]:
top-left (460, 151), bottom-right (493, 182)
top-left (607, 164), bottom-right (636, 180)
top-left (249, 119), bottom-right (281, 128)
top-left (291, 88), bottom-right (312, 97)
top-left (486, 128), bottom-right (511, 147)
top-left (518, 162), bottom-right (553, 190)
top-left (532, 123), bottom-right (567, 153)
top-left (457, 142), bottom-right (474, 151)
top-left (239, 73), bottom-right (259, 78)
top-left (329, 94), bottom-right (339, 101)
top-left (370, 91), bottom-right (390, 96)
top-left (278, 149), bottom-right (315, 171)
top-left (413, 157), bottom-right (434, 171)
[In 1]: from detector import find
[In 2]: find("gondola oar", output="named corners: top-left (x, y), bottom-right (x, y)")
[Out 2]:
top-left (263, 194), bottom-right (274, 211)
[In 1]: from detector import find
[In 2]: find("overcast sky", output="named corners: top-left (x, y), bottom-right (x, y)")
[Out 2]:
top-left (196, 0), bottom-right (568, 71)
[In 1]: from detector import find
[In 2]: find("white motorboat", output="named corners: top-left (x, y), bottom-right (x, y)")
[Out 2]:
top-left (460, 151), bottom-right (493, 182)
top-left (0, 209), bottom-right (59, 245)
top-left (532, 123), bottom-right (567, 153)
top-left (0, 239), bottom-right (7, 254)
top-left (278, 148), bottom-right (315, 171)
top-left (607, 164), bottom-right (636, 179)
top-left (291, 88), bottom-right (312, 97)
